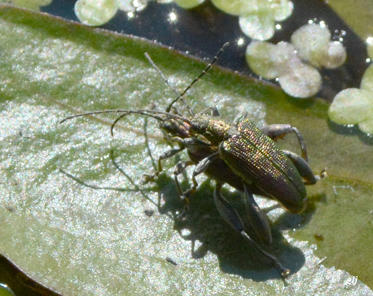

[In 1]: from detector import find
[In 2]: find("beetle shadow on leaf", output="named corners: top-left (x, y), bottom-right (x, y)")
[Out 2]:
top-left (62, 154), bottom-right (308, 282)
top-left (154, 175), bottom-right (306, 281)
top-left (274, 192), bottom-right (326, 233)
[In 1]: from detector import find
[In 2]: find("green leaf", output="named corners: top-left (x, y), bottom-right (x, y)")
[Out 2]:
top-left (326, 0), bottom-right (373, 39)
top-left (0, 4), bottom-right (372, 296)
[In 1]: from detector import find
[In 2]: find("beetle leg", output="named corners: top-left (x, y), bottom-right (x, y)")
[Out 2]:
top-left (196, 106), bottom-right (220, 117)
top-left (261, 124), bottom-right (308, 161)
top-left (233, 111), bottom-right (249, 127)
top-left (173, 160), bottom-right (194, 197)
top-left (171, 136), bottom-right (211, 147)
top-left (143, 146), bottom-right (185, 183)
top-left (181, 152), bottom-right (219, 198)
top-left (243, 184), bottom-right (273, 245)
top-left (262, 204), bottom-right (281, 214)
top-left (282, 150), bottom-right (317, 185)
top-left (214, 183), bottom-right (290, 278)
top-left (158, 147), bottom-right (185, 172)
top-left (213, 183), bottom-right (245, 231)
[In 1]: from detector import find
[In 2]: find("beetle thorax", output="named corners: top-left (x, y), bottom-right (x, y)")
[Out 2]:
top-left (190, 116), bottom-right (232, 144)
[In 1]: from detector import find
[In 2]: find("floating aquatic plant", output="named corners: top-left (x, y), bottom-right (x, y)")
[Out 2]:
top-left (74, 0), bottom-right (119, 26)
top-left (291, 23), bottom-right (347, 69)
top-left (329, 42), bottom-right (373, 135)
top-left (74, 0), bottom-right (151, 26)
top-left (72, 0), bottom-right (294, 40)
top-left (246, 40), bottom-right (322, 98)
top-left (246, 23), bottom-right (346, 98)
top-left (211, 0), bottom-right (294, 40)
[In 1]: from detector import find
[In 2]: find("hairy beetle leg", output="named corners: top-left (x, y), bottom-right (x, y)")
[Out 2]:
top-left (214, 183), bottom-right (244, 231)
top-left (243, 184), bottom-right (273, 245)
top-left (282, 150), bottom-right (318, 185)
top-left (173, 160), bottom-right (194, 197)
top-left (261, 124), bottom-right (308, 162)
top-left (262, 204), bottom-right (281, 213)
top-left (197, 106), bottom-right (220, 117)
top-left (318, 168), bottom-right (328, 180)
top-left (142, 146), bottom-right (185, 184)
top-left (240, 230), bottom-right (290, 278)
top-left (172, 160), bottom-right (195, 219)
top-left (180, 152), bottom-right (219, 199)
top-left (214, 183), bottom-right (290, 278)
top-left (158, 147), bottom-right (185, 172)
top-left (233, 111), bottom-right (249, 127)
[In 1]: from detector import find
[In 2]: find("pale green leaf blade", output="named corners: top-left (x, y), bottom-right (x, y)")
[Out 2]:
top-left (0, 5), bottom-right (372, 296)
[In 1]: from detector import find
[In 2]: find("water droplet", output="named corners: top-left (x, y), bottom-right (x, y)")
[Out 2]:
top-left (168, 11), bottom-right (178, 23)
top-left (180, 228), bottom-right (191, 236)
top-left (319, 20), bottom-right (327, 28)
top-left (332, 29), bottom-right (347, 42)
top-left (366, 36), bottom-right (373, 46)
top-left (236, 37), bottom-right (245, 47)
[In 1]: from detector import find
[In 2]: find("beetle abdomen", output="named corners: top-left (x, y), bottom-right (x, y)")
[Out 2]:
top-left (219, 120), bottom-right (307, 213)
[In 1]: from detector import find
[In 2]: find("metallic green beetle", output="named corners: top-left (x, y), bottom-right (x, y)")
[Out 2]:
top-left (153, 111), bottom-right (321, 277)
top-left (61, 43), bottom-right (324, 277)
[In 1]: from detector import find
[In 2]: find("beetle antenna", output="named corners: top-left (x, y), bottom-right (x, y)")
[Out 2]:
top-left (60, 109), bottom-right (162, 123)
top-left (60, 109), bottom-right (191, 123)
top-left (110, 109), bottom-right (193, 135)
top-left (60, 109), bottom-right (192, 136)
top-left (111, 113), bottom-right (130, 136)
top-left (166, 41), bottom-right (230, 113)
top-left (144, 52), bottom-right (178, 96)
top-left (144, 52), bottom-right (194, 116)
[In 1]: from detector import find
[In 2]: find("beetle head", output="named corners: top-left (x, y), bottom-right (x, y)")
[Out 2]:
top-left (189, 115), bottom-right (209, 135)
top-left (159, 119), bottom-right (190, 138)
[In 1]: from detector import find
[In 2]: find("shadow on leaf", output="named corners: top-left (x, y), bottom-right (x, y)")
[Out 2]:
top-left (154, 173), bottom-right (307, 281)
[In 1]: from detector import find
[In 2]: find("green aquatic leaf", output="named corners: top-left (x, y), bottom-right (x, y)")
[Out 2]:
top-left (0, 4), bottom-right (372, 296)
top-left (326, 0), bottom-right (373, 40)
top-left (0, 0), bottom-right (51, 11)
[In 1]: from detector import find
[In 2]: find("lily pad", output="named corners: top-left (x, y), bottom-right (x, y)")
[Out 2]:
top-left (0, 5), bottom-right (373, 296)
